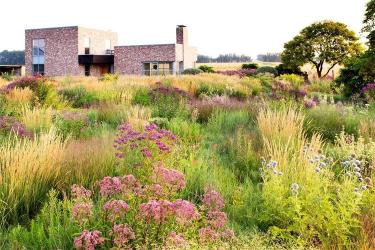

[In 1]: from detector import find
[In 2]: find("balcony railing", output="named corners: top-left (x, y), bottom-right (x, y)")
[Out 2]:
top-left (142, 69), bottom-right (174, 76)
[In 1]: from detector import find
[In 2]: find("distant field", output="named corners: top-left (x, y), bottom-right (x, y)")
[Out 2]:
top-left (196, 61), bottom-right (341, 79)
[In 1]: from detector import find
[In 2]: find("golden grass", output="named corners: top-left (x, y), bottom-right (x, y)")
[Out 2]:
top-left (20, 105), bottom-right (54, 132)
top-left (125, 105), bottom-right (152, 130)
top-left (0, 128), bottom-right (66, 225)
top-left (5, 87), bottom-right (34, 106)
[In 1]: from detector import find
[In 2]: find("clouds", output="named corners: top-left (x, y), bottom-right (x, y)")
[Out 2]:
top-left (1, 0), bottom-right (367, 57)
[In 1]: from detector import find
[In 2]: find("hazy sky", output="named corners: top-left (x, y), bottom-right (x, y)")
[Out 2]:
top-left (0, 0), bottom-right (368, 57)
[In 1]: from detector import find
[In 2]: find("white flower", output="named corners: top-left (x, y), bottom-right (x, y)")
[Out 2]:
top-left (354, 166), bottom-right (361, 172)
top-left (315, 167), bottom-right (321, 173)
top-left (319, 162), bottom-right (327, 168)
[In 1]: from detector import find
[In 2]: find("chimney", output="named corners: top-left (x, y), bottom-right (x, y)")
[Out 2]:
top-left (176, 25), bottom-right (188, 45)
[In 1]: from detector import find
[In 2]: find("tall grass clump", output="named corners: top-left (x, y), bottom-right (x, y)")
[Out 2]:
top-left (0, 128), bottom-right (65, 226)
top-left (20, 105), bottom-right (53, 133)
top-left (256, 107), bottom-right (364, 248)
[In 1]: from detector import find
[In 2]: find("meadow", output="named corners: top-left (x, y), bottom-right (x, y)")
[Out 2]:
top-left (0, 69), bottom-right (374, 249)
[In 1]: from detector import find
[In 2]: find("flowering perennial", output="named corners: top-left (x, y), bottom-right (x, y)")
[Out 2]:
top-left (74, 230), bottom-right (104, 250)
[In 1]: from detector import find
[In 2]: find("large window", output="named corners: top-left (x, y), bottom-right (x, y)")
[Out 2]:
top-left (143, 62), bottom-right (173, 76)
top-left (84, 37), bottom-right (90, 54)
top-left (32, 39), bottom-right (45, 75)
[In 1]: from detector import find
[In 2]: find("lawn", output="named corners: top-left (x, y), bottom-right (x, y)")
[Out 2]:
top-left (0, 71), bottom-right (374, 249)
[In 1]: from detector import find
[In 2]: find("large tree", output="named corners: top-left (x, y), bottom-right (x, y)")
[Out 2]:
top-left (281, 21), bottom-right (363, 78)
top-left (363, 0), bottom-right (375, 48)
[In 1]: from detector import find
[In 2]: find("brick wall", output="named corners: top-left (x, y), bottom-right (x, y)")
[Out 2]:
top-left (25, 26), bottom-right (80, 76)
top-left (114, 44), bottom-right (176, 75)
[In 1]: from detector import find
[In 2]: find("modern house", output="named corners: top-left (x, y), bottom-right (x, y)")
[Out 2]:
top-left (25, 25), bottom-right (197, 76)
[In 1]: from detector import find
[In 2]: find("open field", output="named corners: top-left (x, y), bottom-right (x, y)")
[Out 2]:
top-left (0, 72), bottom-right (374, 249)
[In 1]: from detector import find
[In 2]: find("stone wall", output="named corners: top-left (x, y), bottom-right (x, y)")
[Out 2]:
top-left (25, 26), bottom-right (80, 76)
top-left (78, 27), bottom-right (118, 55)
top-left (114, 44), bottom-right (176, 75)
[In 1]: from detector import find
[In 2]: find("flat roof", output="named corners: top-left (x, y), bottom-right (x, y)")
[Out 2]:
top-left (0, 65), bottom-right (24, 67)
top-left (25, 26), bottom-right (78, 31)
top-left (115, 43), bottom-right (175, 48)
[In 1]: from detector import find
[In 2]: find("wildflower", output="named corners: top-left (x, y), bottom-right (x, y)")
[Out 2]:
top-left (361, 185), bottom-right (367, 190)
top-left (355, 172), bottom-right (362, 178)
top-left (221, 228), bottom-right (236, 241)
top-left (278, 171), bottom-right (284, 176)
top-left (290, 183), bottom-right (299, 195)
top-left (112, 224), bottom-right (135, 248)
top-left (141, 147), bottom-right (152, 158)
top-left (354, 160), bottom-right (361, 166)
top-left (319, 162), bottom-right (327, 168)
top-left (354, 187), bottom-right (359, 193)
top-left (358, 177), bottom-right (364, 182)
top-left (172, 199), bottom-right (199, 225)
top-left (354, 166), bottom-right (361, 172)
top-left (103, 200), bottom-right (129, 221)
top-left (207, 211), bottom-right (227, 229)
top-left (122, 174), bottom-right (142, 196)
top-left (74, 230), bottom-right (105, 250)
top-left (202, 188), bottom-right (225, 211)
top-left (153, 166), bottom-right (186, 192)
top-left (342, 161), bottom-right (350, 167)
top-left (72, 203), bottom-right (93, 223)
top-left (315, 167), bottom-right (321, 173)
top-left (272, 169), bottom-right (278, 174)
top-left (71, 184), bottom-right (91, 201)
top-left (199, 227), bottom-right (218, 243)
top-left (267, 160), bottom-right (278, 168)
top-left (98, 176), bottom-right (122, 197)
top-left (139, 200), bottom-right (173, 224)
top-left (166, 231), bottom-right (188, 248)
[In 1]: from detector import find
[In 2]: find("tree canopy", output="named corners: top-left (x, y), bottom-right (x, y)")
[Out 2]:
top-left (281, 21), bottom-right (363, 78)
top-left (363, 0), bottom-right (375, 48)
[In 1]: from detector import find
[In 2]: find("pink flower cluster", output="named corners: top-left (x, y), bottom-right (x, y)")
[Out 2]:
top-left (153, 166), bottom-right (186, 192)
top-left (202, 188), bottom-right (225, 211)
top-left (139, 200), bottom-right (174, 224)
top-left (166, 231), bottom-right (188, 248)
top-left (71, 184), bottom-right (92, 201)
top-left (114, 123), bottom-right (176, 160)
top-left (199, 227), bottom-right (218, 242)
top-left (172, 199), bottom-right (199, 225)
top-left (72, 203), bottom-right (93, 223)
top-left (97, 175), bottom-right (141, 197)
top-left (216, 68), bottom-right (256, 78)
top-left (207, 210), bottom-right (227, 229)
top-left (112, 224), bottom-right (135, 248)
top-left (74, 230), bottom-right (105, 250)
top-left (103, 200), bottom-right (129, 221)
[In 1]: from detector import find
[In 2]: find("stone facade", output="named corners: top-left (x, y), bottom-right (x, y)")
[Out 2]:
top-left (25, 26), bottom-right (80, 76)
top-left (114, 44), bottom-right (176, 75)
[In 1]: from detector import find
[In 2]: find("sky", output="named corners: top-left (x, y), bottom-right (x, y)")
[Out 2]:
top-left (0, 0), bottom-right (368, 58)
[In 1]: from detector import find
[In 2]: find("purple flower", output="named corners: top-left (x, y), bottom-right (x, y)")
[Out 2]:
top-left (103, 200), bottom-right (129, 221)
top-left (172, 199), bottom-right (199, 225)
top-left (166, 231), bottom-right (188, 248)
top-left (112, 224), bottom-right (135, 248)
top-left (202, 188), bottom-right (225, 211)
top-left (72, 203), bottom-right (93, 223)
top-left (71, 184), bottom-right (91, 201)
top-left (199, 227), bottom-right (218, 243)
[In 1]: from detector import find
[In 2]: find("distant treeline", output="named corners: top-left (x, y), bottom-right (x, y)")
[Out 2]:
top-left (0, 50), bottom-right (25, 65)
top-left (256, 53), bottom-right (281, 62)
top-left (197, 54), bottom-right (253, 63)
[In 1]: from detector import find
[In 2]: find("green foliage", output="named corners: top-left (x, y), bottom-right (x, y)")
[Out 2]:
top-left (363, 0), bottom-right (375, 48)
top-left (151, 87), bottom-right (189, 120)
top-left (336, 50), bottom-right (375, 97)
top-left (256, 66), bottom-right (277, 75)
top-left (60, 86), bottom-right (97, 108)
top-left (182, 68), bottom-right (203, 75)
top-left (198, 65), bottom-right (215, 73)
top-left (98, 73), bottom-right (119, 82)
top-left (278, 74), bottom-right (304, 86)
top-left (242, 63), bottom-right (258, 69)
top-left (131, 88), bottom-right (151, 106)
top-left (54, 114), bottom-right (86, 139)
top-left (275, 63), bottom-right (304, 76)
top-left (281, 21), bottom-right (363, 78)
top-left (1, 72), bottom-right (13, 81)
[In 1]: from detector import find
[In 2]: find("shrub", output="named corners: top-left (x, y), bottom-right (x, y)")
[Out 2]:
top-left (98, 73), bottom-right (119, 82)
top-left (242, 63), bottom-right (258, 69)
top-left (362, 83), bottom-right (375, 102)
top-left (256, 66), bottom-right (277, 75)
top-left (183, 68), bottom-right (203, 75)
top-left (131, 87), bottom-right (151, 106)
top-left (150, 86), bottom-right (190, 120)
top-left (198, 65), bottom-right (215, 73)
top-left (278, 74), bottom-right (304, 86)
top-left (275, 63), bottom-right (303, 76)
top-left (54, 111), bottom-right (87, 139)
top-left (60, 86), bottom-right (97, 108)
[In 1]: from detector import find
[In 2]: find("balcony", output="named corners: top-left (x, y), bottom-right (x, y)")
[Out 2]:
top-left (78, 54), bottom-right (114, 65)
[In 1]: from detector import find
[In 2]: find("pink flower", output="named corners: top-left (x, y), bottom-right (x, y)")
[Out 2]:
top-left (139, 200), bottom-right (173, 224)
top-left (97, 176), bottom-right (123, 197)
top-left (221, 228), bottom-right (236, 241)
top-left (166, 231), bottom-right (188, 248)
top-left (74, 230), bottom-right (104, 250)
top-left (112, 224), bottom-right (135, 248)
top-left (199, 227), bottom-right (218, 243)
top-left (103, 200), bottom-right (129, 221)
top-left (122, 175), bottom-right (142, 196)
top-left (207, 211), bottom-right (227, 229)
top-left (153, 166), bottom-right (186, 192)
top-left (71, 184), bottom-right (91, 201)
top-left (141, 147), bottom-right (152, 158)
top-left (172, 199), bottom-right (199, 225)
top-left (202, 188), bottom-right (225, 211)
top-left (72, 203), bottom-right (93, 223)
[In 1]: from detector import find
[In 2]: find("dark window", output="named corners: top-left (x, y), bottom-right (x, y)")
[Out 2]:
top-left (32, 39), bottom-right (45, 75)
top-left (85, 48), bottom-right (90, 55)
top-left (85, 65), bottom-right (90, 76)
